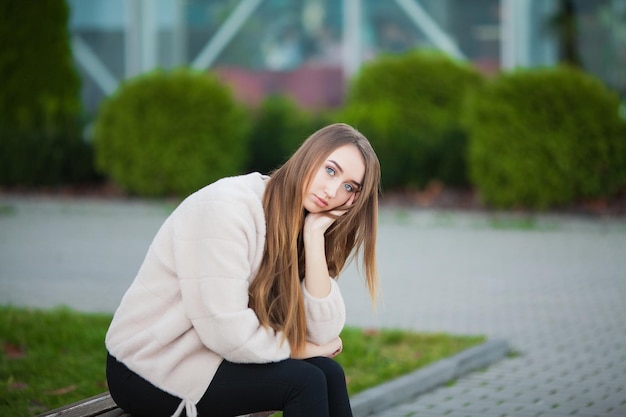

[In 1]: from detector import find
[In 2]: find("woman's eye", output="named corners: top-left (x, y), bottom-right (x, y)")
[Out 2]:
top-left (326, 167), bottom-right (335, 176)
top-left (343, 183), bottom-right (354, 192)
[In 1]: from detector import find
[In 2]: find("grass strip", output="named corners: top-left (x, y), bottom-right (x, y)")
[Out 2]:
top-left (0, 306), bottom-right (484, 416)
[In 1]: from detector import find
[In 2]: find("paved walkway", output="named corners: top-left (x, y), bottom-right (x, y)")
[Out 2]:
top-left (1, 196), bottom-right (625, 417)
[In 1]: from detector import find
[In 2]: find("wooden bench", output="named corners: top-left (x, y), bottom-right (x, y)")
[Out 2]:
top-left (36, 392), bottom-right (275, 417)
top-left (35, 392), bottom-right (129, 417)
top-left (35, 392), bottom-right (276, 417)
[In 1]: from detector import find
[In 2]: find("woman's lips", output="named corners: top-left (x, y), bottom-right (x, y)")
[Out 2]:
top-left (314, 195), bottom-right (328, 207)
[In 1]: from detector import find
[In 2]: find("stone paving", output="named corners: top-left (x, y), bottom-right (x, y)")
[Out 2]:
top-left (341, 210), bottom-right (626, 417)
top-left (1, 197), bottom-right (625, 417)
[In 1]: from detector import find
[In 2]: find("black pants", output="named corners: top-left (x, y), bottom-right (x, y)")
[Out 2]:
top-left (106, 353), bottom-right (353, 417)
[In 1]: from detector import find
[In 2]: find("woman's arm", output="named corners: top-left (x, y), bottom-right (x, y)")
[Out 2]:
top-left (301, 198), bottom-right (353, 345)
top-left (173, 197), bottom-right (291, 364)
top-left (303, 192), bottom-right (355, 296)
top-left (302, 213), bottom-right (334, 297)
top-left (291, 337), bottom-right (343, 359)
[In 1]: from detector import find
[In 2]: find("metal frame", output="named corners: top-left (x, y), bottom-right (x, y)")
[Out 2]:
top-left (71, 0), bottom-right (538, 96)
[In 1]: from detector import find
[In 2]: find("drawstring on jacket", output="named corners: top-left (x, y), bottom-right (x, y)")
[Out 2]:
top-left (172, 398), bottom-right (197, 417)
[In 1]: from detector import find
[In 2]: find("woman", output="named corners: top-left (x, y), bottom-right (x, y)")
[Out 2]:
top-left (105, 123), bottom-right (381, 417)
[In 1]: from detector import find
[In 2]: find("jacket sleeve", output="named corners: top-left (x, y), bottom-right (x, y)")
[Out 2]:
top-left (172, 197), bottom-right (291, 364)
top-left (302, 278), bottom-right (346, 345)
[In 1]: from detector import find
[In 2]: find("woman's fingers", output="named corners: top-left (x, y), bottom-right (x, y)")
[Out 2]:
top-left (327, 337), bottom-right (343, 358)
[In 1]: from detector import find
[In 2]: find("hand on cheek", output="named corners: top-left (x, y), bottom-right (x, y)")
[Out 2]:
top-left (340, 191), bottom-right (359, 210)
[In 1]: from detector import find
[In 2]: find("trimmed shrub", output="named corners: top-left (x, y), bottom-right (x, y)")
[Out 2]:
top-left (341, 49), bottom-right (484, 191)
top-left (247, 95), bottom-right (325, 174)
top-left (465, 66), bottom-right (626, 209)
top-left (93, 68), bottom-right (249, 197)
top-left (0, 0), bottom-right (92, 186)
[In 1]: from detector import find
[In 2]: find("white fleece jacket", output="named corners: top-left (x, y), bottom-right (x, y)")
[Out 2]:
top-left (105, 172), bottom-right (346, 417)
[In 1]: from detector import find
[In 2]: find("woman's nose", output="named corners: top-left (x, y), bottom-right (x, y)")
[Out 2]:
top-left (324, 184), bottom-right (338, 199)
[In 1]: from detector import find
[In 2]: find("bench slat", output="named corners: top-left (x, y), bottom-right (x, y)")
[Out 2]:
top-left (35, 391), bottom-right (276, 417)
top-left (35, 392), bottom-right (126, 417)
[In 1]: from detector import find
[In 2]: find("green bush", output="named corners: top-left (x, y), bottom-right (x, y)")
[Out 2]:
top-left (341, 49), bottom-right (484, 191)
top-left (465, 66), bottom-right (626, 209)
top-left (93, 68), bottom-right (250, 197)
top-left (247, 95), bottom-right (325, 174)
top-left (0, 0), bottom-right (93, 186)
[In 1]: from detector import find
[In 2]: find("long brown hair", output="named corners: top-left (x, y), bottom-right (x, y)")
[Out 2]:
top-left (248, 123), bottom-right (381, 354)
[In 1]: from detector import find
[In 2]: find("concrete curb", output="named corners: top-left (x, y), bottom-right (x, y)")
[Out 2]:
top-left (350, 338), bottom-right (510, 417)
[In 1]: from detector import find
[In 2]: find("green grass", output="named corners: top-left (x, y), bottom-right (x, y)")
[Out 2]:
top-left (0, 306), bottom-right (485, 416)
top-left (0, 306), bottom-right (112, 416)
top-left (0, 204), bottom-right (16, 216)
top-left (335, 327), bottom-right (484, 395)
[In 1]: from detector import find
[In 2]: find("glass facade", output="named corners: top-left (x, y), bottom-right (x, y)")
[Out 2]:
top-left (67, 0), bottom-right (626, 116)
top-left (572, 0), bottom-right (626, 96)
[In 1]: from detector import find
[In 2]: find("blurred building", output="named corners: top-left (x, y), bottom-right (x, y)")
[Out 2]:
top-left (68, 0), bottom-right (625, 116)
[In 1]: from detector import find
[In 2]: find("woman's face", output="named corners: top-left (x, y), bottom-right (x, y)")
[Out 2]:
top-left (302, 144), bottom-right (366, 213)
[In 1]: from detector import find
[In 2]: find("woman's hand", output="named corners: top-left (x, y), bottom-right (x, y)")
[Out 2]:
top-left (303, 193), bottom-right (356, 236)
top-left (291, 337), bottom-right (343, 359)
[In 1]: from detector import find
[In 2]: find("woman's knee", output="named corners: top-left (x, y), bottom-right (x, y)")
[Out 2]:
top-left (298, 360), bottom-right (328, 390)
top-left (306, 357), bottom-right (346, 384)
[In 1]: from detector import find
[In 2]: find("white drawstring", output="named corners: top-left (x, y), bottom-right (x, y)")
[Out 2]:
top-left (171, 398), bottom-right (197, 417)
